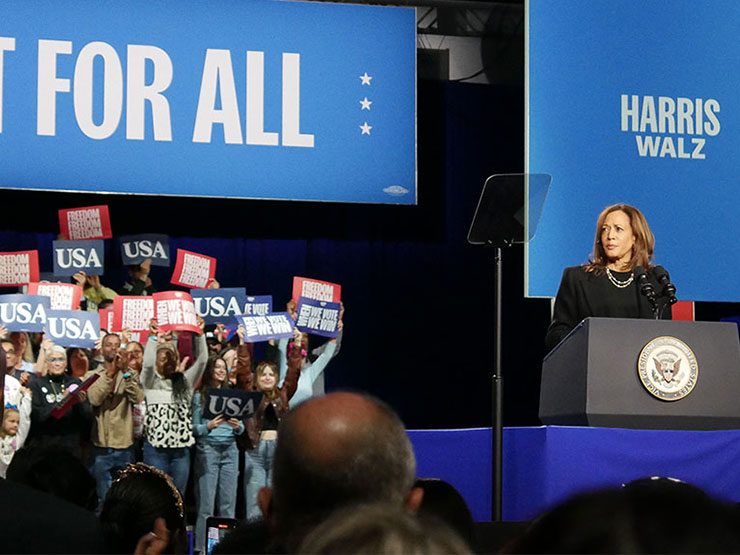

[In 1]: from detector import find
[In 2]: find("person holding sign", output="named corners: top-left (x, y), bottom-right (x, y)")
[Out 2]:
top-left (276, 301), bottom-right (344, 408)
top-left (73, 271), bottom-right (118, 312)
top-left (0, 385), bottom-right (31, 478)
top-left (235, 324), bottom-right (303, 521)
top-left (192, 356), bottom-right (244, 552)
top-left (120, 258), bottom-right (157, 296)
top-left (27, 344), bottom-right (89, 459)
top-left (140, 317), bottom-right (207, 495)
top-left (545, 204), bottom-right (673, 352)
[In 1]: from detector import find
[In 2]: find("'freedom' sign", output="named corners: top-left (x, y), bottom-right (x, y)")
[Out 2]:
top-left (53, 240), bottom-right (104, 276)
top-left (27, 282), bottom-right (82, 310)
top-left (236, 312), bottom-right (294, 343)
top-left (58, 206), bottom-right (113, 240)
top-left (112, 296), bottom-right (155, 333)
top-left (154, 291), bottom-right (200, 334)
top-left (0, 251), bottom-right (39, 286)
top-left (295, 297), bottom-right (340, 338)
top-left (0, 294), bottom-right (49, 332)
top-left (292, 277), bottom-right (342, 303)
top-left (45, 309), bottom-right (100, 348)
top-left (170, 249), bottom-right (216, 289)
top-left (120, 234), bottom-right (170, 267)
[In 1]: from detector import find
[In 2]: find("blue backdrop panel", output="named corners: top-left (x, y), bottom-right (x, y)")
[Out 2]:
top-left (408, 428), bottom-right (492, 522)
top-left (0, 0), bottom-right (416, 204)
top-left (526, 0), bottom-right (739, 301)
top-left (410, 426), bottom-right (740, 522)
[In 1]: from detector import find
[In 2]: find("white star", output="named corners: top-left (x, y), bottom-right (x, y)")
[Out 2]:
top-left (360, 122), bottom-right (372, 135)
top-left (360, 97), bottom-right (372, 110)
top-left (360, 72), bottom-right (372, 85)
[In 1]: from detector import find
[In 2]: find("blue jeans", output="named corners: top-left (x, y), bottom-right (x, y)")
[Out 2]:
top-left (243, 438), bottom-right (276, 521)
top-left (143, 441), bottom-right (191, 496)
top-left (91, 445), bottom-right (134, 507)
top-left (194, 441), bottom-right (239, 551)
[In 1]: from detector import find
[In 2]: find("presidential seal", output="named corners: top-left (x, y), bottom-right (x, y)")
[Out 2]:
top-left (638, 336), bottom-right (698, 401)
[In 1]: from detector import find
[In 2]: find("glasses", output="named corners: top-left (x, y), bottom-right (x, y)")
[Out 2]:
top-left (49, 357), bottom-right (66, 363)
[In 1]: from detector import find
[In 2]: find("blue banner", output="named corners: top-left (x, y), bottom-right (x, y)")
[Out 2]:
top-left (203, 389), bottom-right (263, 419)
top-left (236, 312), bottom-right (294, 342)
top-left (52, 240), bottom-right (104, 276)
top-left (244, 295), bottom-right (272, 317)
top-left (119, 234), bottom-right (170, 267)
top-left (0, 0), bottom-right (416, 204)
top-left (295, 297), bottom-right (340, 338)
top-left (526, 0), bottom-right (740, 301)
top-left (191, 287), bottom-right (246, 325)
top-left (0, 293), bottom-right (49, 332)
top-left (45, 309), bottom-right (100, 348)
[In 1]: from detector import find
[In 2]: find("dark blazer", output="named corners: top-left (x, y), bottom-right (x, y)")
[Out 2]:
top-left (545, 266), bottom-right (672, 352)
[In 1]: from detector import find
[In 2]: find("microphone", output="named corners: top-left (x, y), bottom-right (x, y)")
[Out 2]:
top-left (653, 265), bottom-right (678, 305)
top-left (633, 265), bottom-right (656, 303)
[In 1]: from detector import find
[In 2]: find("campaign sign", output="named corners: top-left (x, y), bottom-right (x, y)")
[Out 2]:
top-left (52, 240), bottom-right (104, 277)
top-left (292, 277), bottom-right (342, 303)
top-left (125, 330), bottom-right (148, 344)
top-left (0, 0), bottom-right (415, 204)
top-left (244, 295), bottom-right (272, 317)
top-left (295, 297), bottom-right (340, 338)
top-left (0, 251), bottom-right (40, 286)
top-left (27, 282), bottom-right (82, 310)
top-left (153, 291), bottom-right (201, 334)
top-left (236, 312), bottom-right (294, 343)
top-left (45, 309), bottom-right (100, 348)
top-left (120, 234), bottom-right (170, 267)
top-left (98, 308), bottom-right (114, 331)
top-left (526, 0), bottom-right (740, 302)
top-left (203, 389), bottom-right (263, 420)
top-left (171, 249), bottom-right (216, 289)
top-left (112, 296), bottom-right (155, 333)
top-left (191, 287), bottom-right (247, 324)
top-left (0, 294), bottom-right (49, 332)
top-left (51, 373), bottom-right (100, 419)
top-left (58, 206), bottom-right (113, 240)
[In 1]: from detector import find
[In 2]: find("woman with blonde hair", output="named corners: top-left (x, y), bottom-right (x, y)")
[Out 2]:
top-left (545, 204), bottom-right (672, 351)
top-left (235, 324), bottom-right (302, 521)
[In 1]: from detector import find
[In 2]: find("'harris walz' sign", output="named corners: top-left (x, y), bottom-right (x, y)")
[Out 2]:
top-left (203, 389), bottom-right (263, 419)
top-left (0, 0), bottom-right (415, 205)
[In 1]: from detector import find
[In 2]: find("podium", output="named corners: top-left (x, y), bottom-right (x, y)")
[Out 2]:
top-left (540, 318), bottom-right (740, 430)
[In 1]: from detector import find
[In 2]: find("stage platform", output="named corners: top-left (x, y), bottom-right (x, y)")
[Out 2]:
top-left (408, 426), bottom-right (740, 521)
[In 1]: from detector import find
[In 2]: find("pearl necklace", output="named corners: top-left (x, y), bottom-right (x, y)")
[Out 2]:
top-left (606, 268), bottom-right (634, 289)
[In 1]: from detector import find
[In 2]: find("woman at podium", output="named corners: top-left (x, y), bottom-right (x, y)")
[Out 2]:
top-left (545, 204), bottom-right (672, 352)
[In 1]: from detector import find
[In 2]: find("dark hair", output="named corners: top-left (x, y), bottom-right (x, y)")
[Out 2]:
top-left (6, 446), bottom-right (97, 511)
top-left (199, 355), bottom-right (228, 408)
top-left (127, 341), bottom-right (144, 353)
top-left (414, 478), bottom-right (475, 545)
top-left (100, 463), bottom-right (186, 554)
top-left (507, 479), bottom-right (740, 553)
top-left (272, 393), bottom-right (416, 548)
top-left (586, 204), bottom-right (654, 274)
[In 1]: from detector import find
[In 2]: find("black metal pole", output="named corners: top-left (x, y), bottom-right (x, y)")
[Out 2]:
top-left (492, 246), bottom-right (503, 521)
